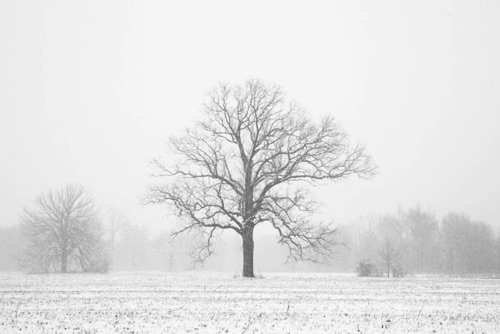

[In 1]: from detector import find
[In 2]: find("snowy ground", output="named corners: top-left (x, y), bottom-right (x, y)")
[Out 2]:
top-left (0, 272), bottom-right (499, 333)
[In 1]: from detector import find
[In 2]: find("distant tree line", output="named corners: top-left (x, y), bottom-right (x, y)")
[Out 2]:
top-left (345, 206), bottom-right (500, 276)
top-left (1, 189), bottom-right (499, 276)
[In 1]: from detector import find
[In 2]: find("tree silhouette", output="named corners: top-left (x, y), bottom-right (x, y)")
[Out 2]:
top-left (147, 79), bottom-right (375, 277)
top-left (20, 185), bottom-right (106, 273)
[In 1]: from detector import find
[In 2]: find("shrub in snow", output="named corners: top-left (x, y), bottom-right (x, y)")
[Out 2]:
top-left (356, 260), bottom-right (382, 277)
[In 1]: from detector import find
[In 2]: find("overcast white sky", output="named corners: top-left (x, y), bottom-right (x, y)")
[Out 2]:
top-left (1, 0), bottom-right (499, 232)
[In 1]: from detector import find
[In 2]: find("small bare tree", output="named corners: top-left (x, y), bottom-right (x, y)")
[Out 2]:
top-left (379, 236), bottom-right (400, 277)
top-left (147, 79), bottom-right (375, 277)
top-left (105, 208), bottom-right (130, 270)
top-left (20, 185), bottom-right (107, 273)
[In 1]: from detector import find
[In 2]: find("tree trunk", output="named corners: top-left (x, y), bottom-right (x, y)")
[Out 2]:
top-left (61, 253), bottom-right (67, 273)
top-left (242, 225), bottom-right (255, 278)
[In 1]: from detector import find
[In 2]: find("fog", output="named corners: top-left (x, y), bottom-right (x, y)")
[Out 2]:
top-left (1, 1), bottom-right (500, 273)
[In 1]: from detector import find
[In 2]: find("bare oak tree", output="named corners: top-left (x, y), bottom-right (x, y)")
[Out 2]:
top-left (147, 79), bottom-right (375, 277)
top-left (20, 185), bottom-right (107, 273)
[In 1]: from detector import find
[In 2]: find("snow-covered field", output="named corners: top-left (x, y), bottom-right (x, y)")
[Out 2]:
top-left (1, 272), bottom-right (499, 333)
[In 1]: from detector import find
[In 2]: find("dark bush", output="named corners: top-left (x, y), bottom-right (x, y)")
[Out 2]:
top-left (356, 260), bottom-right (382, 277)
top-left (391, 263), bottom-right (406, 278)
